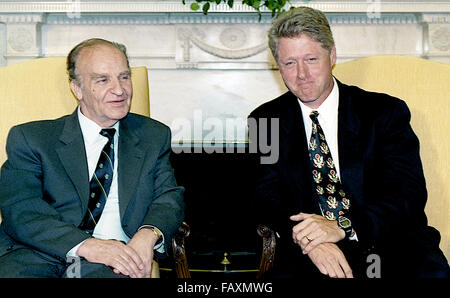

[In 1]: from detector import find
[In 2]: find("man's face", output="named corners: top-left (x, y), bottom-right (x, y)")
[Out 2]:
top-left (277, 34), bottom-right (336, 109)
top-left (70, 44), bottom-right (132, 128)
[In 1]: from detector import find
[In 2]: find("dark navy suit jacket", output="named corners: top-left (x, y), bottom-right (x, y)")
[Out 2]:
top-left (249, 79), bottom-right (449, 278)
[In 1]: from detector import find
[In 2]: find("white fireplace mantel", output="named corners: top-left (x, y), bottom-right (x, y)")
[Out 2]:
top-left (1, 1), bottom-right (449, 143)
top-left (0, 1), bottom-right (449, 13)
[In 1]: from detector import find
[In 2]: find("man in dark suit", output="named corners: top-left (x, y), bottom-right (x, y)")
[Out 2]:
top-left (249, 7), bottom-right (449, 278)
top-left (0, 38), bottom-right (184, 277)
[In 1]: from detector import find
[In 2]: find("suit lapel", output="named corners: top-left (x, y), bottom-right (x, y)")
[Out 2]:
top-left (55, 112), bottom-right (146, 222)
top-left (117, 117), bottom-right (145, 221)
top-left (336, 80), bottom-right (364, 203)
top-left (55, 111), bottom-right (90, 213)
top-left (280, 93), bottom-right (317, 213)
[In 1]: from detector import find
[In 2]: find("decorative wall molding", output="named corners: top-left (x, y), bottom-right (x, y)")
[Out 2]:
top-left (431, 26), bottom-right (450, 52)
top-left (0, 10), bottom-right (440, 67)
top-left (0, 13), bottom-right (44, 23)
top-left (421, 13), bottom-right (450, 24)
top-left (45, 13), bottom-right (171, 25)
top-left (0, 1), bottom-right (449, 143)
top-left (176, 26), bottom-right (270, 69)
top-left (327, 13), bottom-right (418, 25)
top-left (40, 12), bottom-right (423, 26)
top-left (179, 28), bottom-right (267, 60)
top-left (428, 24), bottom-right (450, 54)
top-left (8, 26), bottom-right (34, 52)
top-left (0, 1), bottom-right (449, 14)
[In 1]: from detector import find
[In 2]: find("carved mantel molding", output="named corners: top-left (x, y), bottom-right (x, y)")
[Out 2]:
top-left (0, 1), bottom-right (449, 67)
top-left (0, 1), bottom-right (448, 143)
top-left (0, 1), bottom-right (449, 14)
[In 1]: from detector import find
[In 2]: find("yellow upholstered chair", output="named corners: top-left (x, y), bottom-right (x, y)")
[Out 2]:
top-left (333, 55), bottom-right (449, 259)
top-left (0, 57), bottom-right (160, 277)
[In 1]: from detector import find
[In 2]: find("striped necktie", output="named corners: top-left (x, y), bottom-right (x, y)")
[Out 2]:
top-left (79, 128), bottom-right (116, 233)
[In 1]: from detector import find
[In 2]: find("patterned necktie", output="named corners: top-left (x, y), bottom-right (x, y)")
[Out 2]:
top-left (308, 111), bottom-right (350, 220)
top-left (79, 128), bottom-right (116, 233)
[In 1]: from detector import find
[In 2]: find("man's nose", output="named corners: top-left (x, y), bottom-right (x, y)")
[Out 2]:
top-left (297, 63), bottom-right (308, 80)
top-left (110, 78), bottom-right (125, 96)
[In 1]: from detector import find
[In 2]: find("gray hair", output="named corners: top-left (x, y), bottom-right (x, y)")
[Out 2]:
top-left (67, 38), bottom-right (130, 85)
top-left (268, 6), bottom-right (335, 61)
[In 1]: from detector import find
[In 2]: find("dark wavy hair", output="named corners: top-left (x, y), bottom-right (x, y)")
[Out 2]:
top-left (268, 6), bottom-right (335, 61)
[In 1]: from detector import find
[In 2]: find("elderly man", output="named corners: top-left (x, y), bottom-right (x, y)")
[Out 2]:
top-left (0, 38), bottom-right (184, 278)
top-left (249, 7), bottom-right (449, 278)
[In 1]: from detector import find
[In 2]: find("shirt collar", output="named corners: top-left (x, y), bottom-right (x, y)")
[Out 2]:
top-left (298, 77), bottom-right (339, 122)
top-left (77, 106), bottom-right (120, 146)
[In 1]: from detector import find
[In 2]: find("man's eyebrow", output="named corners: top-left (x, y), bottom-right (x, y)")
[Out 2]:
top-left (91, 73), bottom-right (108, 79)
top-left (119, 70), bottom-right (131, 76)
top-left (90, 71), bottom-right (131, 79)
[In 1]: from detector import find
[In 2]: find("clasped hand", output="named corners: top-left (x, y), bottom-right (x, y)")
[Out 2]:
top-left (77, 228), bottom-right (158, 278)
top-left (290, 212), bottom-right (352, 278)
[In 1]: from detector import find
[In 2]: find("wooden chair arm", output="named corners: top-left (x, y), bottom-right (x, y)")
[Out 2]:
top-left (172, 221), bottom-right (191, 278)
top-left (256, 224), bottom-right (277, 278)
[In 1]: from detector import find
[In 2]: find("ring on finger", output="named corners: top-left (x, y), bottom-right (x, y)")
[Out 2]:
top-left (305, 235), bottom-right (313, 242)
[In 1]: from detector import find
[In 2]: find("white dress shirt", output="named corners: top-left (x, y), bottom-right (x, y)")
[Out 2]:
top-left (67, 107), bottom-right (164, 257)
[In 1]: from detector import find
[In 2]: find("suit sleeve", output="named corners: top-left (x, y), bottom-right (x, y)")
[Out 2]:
top-left (350, 99), bottom-right (429, 251)
top-left (247, 110), bottom-right (285, 235)
top-left (140, 127), bottom-right (185, 258)
top-left (0, 125), bottom-right (90, 262)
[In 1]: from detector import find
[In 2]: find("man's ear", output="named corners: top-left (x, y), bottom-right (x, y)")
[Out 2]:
top-left (70, 80), bottom-right (82, 101)
top-left (330, 46), bottom-right (337, 67)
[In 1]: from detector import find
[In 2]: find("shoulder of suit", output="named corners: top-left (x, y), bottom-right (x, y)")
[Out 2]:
top-left (338, 81), bottom-right (405, 106)
top-left (5, 115), bottom-right (72, 152)
top-left (338, 81), bottom-right (410, 120)
top-left (10, 114), bottom-right (69, 136)
top-left (14, 113), bottom-right (68, 128)
top-left (122, 113), bottom-right (172, 147)
top-left (249, 91), bottom-right (297, 119)
top-left (122, 113), bottom-right (171, 137)
top-left (338, 81), bottom-right (408, 111)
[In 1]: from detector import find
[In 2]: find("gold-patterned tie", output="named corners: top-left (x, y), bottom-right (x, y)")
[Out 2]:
top-left (308, 111), bottom-right (350, 220)
top-left (79, 128), bottom-right (116, 233)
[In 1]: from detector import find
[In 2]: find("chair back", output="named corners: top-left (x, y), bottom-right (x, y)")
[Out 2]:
top-left (333, 55), bottom-right (450, 258)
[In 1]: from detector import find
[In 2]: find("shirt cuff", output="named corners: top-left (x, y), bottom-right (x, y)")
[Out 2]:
top-left (66, 239), bottom-right (88, 258)
top-left (349, 229), bottom-right (359, 241)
